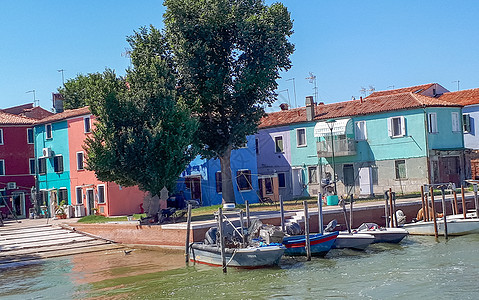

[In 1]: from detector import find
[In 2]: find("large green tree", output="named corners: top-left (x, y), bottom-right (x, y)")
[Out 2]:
top-left (164, 0), bottom-right (294, 204)
top-left (66, 28), bottom-right (197, 207)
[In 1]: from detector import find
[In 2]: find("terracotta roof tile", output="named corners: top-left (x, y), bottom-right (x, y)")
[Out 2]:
top-left (259, 92), bottom-right (461, 129)
top-left (438, 88), bottom-right (479, 106)
top-left (0, 111), bottom-right (36, 125)
top-left (35, 106), bottom-right (91, 125)
top-left (366, 83), bottom-right (436, 98)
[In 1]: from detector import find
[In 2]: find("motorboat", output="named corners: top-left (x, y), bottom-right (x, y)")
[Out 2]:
top-left (282, 231), bottom-right (338, 256)
top-left (356, 223), bottom-right (408, 243)
top-left (403, 217), bottom-right (479, 236)
top-left (333, 232), bottom-right (375, 250)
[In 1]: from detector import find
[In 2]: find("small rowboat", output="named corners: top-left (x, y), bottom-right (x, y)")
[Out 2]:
top-left (282, 231), bottom-right (339, 256)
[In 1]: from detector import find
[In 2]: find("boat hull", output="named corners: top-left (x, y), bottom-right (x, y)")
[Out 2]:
top-left (359, 228), bottom-right (409, 244)
top-left (282, 231), bottom-right (339, 256)
top-left (333, 232), bottom-right (375, 250)
top-left (189, 243), bottom-right (285, 268)
top-left (403, 218), bottom-right (479, 236)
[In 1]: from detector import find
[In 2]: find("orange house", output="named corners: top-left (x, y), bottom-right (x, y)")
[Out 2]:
top-left (67, 107), bottom-right (146, 217)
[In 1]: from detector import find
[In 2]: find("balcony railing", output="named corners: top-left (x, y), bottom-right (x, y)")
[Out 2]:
top-left (317, 138), bottom-right (356, 157)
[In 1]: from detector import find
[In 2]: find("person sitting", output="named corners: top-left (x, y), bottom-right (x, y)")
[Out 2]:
top-left (416, 206), bottom-right (443, 221)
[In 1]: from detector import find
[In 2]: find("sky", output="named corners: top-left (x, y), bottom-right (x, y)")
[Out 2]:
top-left (1, 0), bottom-right (479, 113)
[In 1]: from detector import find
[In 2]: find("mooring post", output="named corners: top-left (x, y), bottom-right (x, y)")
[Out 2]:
top-left (239, 210), bottom-right (245, 247)
top-left (280, 195), bottom-right (285, 233)
top-left (245, 200), bottom-right (250, 228)
top-left (430, 188), bottom-right (439, 238)
top-left (218, 208), bottom-right (227, 273)
top-left (349, 194), bottom-right (354, 230)
top-left (474, 184), bottom-right (479, 219)
top-left (424, 186), bottom-right (430, 221)
top-left (420, 186), bottom-right (426, 221)
top-left (453, 188), bottom-right (458, 215)
top-left (185, 203), bottom-right (192, 265)
top-left (392, 192), bottom-right (398, 228)
top-left (440, 187), bottom-right (448, 239)
top-left (303, 200), bottom-right (311, 261)
top-left (341, 199), bottom-right (351, 233)
top-left (317, 193), bottom-right (323, 234)
top-left (384, 191), bottom-right (389, 228)
top-left (461, 185), bottom-right (467, 219)
top-left (389, 188), bottom-right (394, 228)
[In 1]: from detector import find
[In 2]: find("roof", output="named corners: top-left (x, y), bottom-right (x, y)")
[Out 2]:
top-left (438, 88), bottom-right (479, 106)
top-left (259, 92), bottom-right (462, 129)
top-left (35, 106), bottom-right (91, 125)
top-left (0, 111), bottom-right (36, 125)
top-left (366, 83), bottom-right (436, 98)
top-left (1, 103), bottom-right (54, 120)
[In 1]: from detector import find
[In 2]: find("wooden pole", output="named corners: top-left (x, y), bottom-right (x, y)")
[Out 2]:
top-left (341, 199), bottom-right (351, 233)
top-left (384, 191), bottom-right (389, 228)
top-left (420, 186), bottom-right (426, 221)
top-left (461, 185), bottom-right (467, 219)
top-left (303, 200), bottom-right (311, 261)
top-left (218, 208), bottom-right (227, 273)
top-left (349, 194), bottom-right (354, 230)
top-left (317, 193), bottom-right (323, 234)
top-left (474, 184), bottom-right (479, 219)
top-left (425, 187), bottom-right (430, 221)
top-left (392, 192), bottom-right (398, 228)
top-left (279, 195), bottom-right (285, 233)
top-left (389, 188), bottom-right (394, 228)
top-left (453, 189), bottom-right (459, 215)
top-left (239, 210), bottom-right (245, 248)
top-left (441, 187), bottom-right (448, 239)
top-left (430, 189), bottom-right (439, 238)
top-left (185, 203), bottom-right (192, 265)
top-left (245, 200), bottom-right (250, 229)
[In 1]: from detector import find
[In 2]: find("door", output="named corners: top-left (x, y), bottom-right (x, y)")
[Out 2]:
top-left (186, 176), bottom-right (202, 202)
top-left (86, 189), bottom-right (95, 215)
top-left (359, 167), bottom-right (373, 196)
top-left (440, 156), bottom-right (460, 186)
top-left (11, 192), bottom-right (26, 218)
top-left (292, 168), bottom-right (303, 196)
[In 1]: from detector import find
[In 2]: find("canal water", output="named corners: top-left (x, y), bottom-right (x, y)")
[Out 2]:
top-left (2, 234), bottom-right (479, 299)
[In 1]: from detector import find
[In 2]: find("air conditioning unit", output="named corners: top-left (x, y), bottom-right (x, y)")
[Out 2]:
top-left (7, 182), bottom-right (16, 190)
top-left (42, 147), bottom-right (52, 157)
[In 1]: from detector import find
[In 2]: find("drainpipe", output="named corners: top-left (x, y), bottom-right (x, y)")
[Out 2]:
top-left (423, 107), bottom-right (431, 184)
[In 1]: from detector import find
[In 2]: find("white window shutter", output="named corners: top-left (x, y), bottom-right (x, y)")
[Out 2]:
top-left (387, 118), bottom-right (393, 137)
top-left (400, 116), bottom-right (406, 136)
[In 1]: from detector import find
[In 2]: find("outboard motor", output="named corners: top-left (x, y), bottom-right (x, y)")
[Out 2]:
top-left (324, 219), bottom-right (338, 232)
top-left (204, 227), bottom-right (217, 245)
top-left (286, 222), bottom-right (302, 235)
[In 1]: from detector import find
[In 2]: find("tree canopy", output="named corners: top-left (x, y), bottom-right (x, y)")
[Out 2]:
top-left (164, 0), bottom-right (294, 203)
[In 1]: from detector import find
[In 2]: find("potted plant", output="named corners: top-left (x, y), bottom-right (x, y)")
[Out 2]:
top-left (55, 200), bottom-right (67, 219)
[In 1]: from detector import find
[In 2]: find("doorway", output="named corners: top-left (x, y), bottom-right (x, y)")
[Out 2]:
top-left (86, 189), bottom-right (95, 215)
top-left (292, 168), bottom-right (303, 196)
top-left (185, 176), bottom-right (202, 203)
top-left (11, 192), bottom-right (26, 218)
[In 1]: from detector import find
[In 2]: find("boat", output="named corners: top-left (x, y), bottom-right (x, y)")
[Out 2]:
top-left (189, 242), bottom-right (285, 268)
top-left (356, 222), bottom-right (409, 243)
top-left (333, 232), bottom-right (376, 250)
top-left (282, 231), bottom-right (339, 256)
top-left (403, 217), bottom-right (479, 236)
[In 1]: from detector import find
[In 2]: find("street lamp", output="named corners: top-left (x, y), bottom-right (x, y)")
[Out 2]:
top-left (325, 119), bottom-right (337, 195)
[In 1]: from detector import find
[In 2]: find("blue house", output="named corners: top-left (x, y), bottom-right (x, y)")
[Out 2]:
top-left (177, 135), bottom-right (259, 206)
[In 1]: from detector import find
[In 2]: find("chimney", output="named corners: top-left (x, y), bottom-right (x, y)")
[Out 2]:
top-left (279, 103), bottom-right (289, 111)
top-left (360, 96), bottom-right (363, 103)
top-left (305, 96), bottom-right (315, 121)
top-left (52, 93), bottom-right (64, 113)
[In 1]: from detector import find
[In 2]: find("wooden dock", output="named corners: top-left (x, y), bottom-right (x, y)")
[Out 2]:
top-left (0, 219), bottom-right (125, 267)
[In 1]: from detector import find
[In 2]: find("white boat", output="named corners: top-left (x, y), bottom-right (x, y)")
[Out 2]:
top-left (403, 217), bottom-right (479, 236)
top-left (356, 223), bottom-right (409, 243)
top-left (333, 232), bottom-right (375, 250)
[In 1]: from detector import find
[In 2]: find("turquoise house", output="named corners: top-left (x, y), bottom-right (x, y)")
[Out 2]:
top-left (260, 84), bottom-right (465, 198)
top-left (34, 111), bottom-right (73, 216)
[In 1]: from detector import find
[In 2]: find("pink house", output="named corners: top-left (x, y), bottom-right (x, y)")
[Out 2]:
top-left (67, 107), bottom-right (146, 217)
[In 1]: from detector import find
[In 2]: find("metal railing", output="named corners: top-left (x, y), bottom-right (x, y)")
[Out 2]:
top-left (317, 138), bottom-right (356, 157)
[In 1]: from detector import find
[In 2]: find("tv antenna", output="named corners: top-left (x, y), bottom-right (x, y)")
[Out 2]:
top-left (278, 89), bottom-right (291, 107)
top-left (286, 78), bottom-right (297, 108)
top-left (57, 69), bottom-right (65, 86)
top-left (306, 72), bottom-right (318, 102)
top-left (26, 90), bottom-right (38, 107)
top-left (387, 85), bottom-right (395, 90)
top-left (452, 80), bottom-right (460, 91)
top-left (360, 87), bottom-right (367, 97)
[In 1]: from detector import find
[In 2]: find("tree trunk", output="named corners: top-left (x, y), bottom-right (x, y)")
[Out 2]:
top-left (219, 146), bottom-right (236, 204)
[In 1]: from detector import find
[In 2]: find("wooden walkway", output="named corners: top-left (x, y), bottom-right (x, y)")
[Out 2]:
top-left (0, 219), bottom-right (124, 266)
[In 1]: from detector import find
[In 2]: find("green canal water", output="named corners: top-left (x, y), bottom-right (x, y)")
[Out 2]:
top-left (2, 235), bottom-right (479, 299)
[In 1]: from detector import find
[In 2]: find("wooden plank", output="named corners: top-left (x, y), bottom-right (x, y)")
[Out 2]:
top-left (0, 224), bottom-right (53, 233)
top-left (0, 235), bottom-right (95, 251)
top-left (0, 239), bottom-right (114, 257)
top-left (0, 229), bottom-right (70, 240)
top-left (0, 232), bottom-right (92, 245)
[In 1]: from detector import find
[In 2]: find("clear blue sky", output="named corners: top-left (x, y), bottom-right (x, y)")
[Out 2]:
top-left (2, 1), bottom-right (479, 112)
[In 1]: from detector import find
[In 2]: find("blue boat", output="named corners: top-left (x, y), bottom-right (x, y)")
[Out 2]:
top-left (282, 231), bottom-right (339, 256)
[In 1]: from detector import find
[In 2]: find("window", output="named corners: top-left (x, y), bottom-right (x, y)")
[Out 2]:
top-left (343, 164), bottom-right (355, 186)
top-left (264, 177), bottom-right (274, 194)
top-left (215, 171), bottom-right (222, 193)
top-left (27, 128), bottom-right (34, 144)
top-left (76, 187), bottom-right (83, 204)
top-left (274, 136), bottom-right (284, 153)
top-left (0, 129), bottom-right (3, 145)
top-left (45, 124), bottom-right (52, 139)
top-left (395, 160), bottom-right (406, 179)
top-left (388, 116), bottom-right (406, 137)
top-left (451, 112), bottom-right (460, 132)
top-left (463, 114), bottom-right (472, 133)
top-left (236, 170), bottom-right (252, 191)
top-left (308, 166), bottom-right (318, 184)
top-left (77, 152), bottom-right (84, 170)
top-left (255, 138), bottom-right (259, 155)
top-left (58, 188), bottom-right (68, 204)
top-left (84, 117), bottom-right (91, 133)
top-left (53, 155), bottom-right (63, 173)
top-left (0, 160), bottom-right (4, 176)
top-left (296, 128), bottom-right (307, 147)
top-left (278, 173), bottom-right (286, 188)
top-left (427, 113), bottom-right (438, 133)
top-left (38, 158), bottom-right (47, 174)
top-left (29, 158), bottom-right (36, 175)
top-left (355, 121), bottom-right (367, 140)
top-left (97, 185), bottom-right (105, 203)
